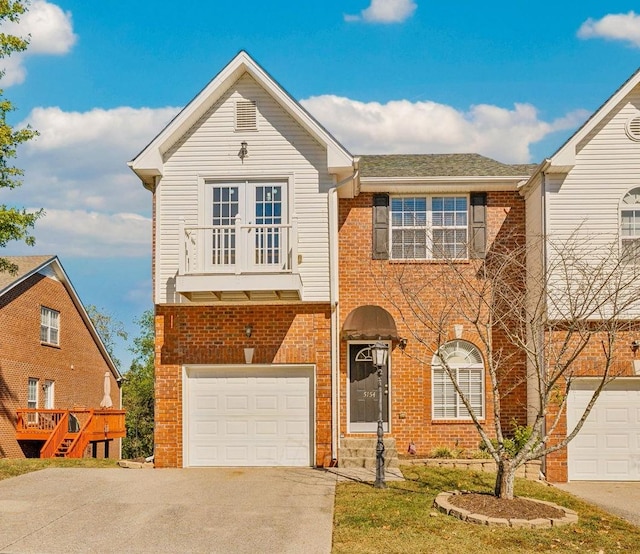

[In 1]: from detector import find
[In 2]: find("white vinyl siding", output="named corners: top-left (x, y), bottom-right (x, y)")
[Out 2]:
top-left (40, 307), bottom-right (59, 345)
top-left (156, 73), bottom-right (331, 303)
top-left (546, 87), bottom-right (640, 249)
top-left (545, 85), bottom-right (640, 317)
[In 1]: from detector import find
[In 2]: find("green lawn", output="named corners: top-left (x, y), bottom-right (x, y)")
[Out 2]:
top-left (332, 465), bottom-right (640, 553)
top-left (0, 458), bottom-right (118, 481)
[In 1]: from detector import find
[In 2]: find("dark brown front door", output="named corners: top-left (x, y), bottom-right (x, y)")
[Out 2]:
top-left (349, 343), bottom-right (389, 432)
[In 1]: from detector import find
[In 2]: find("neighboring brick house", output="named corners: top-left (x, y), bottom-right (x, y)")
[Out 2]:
top-left (0, 256), bottom-right (124, 459)
top-left (129, 51), bottom-right (640, 482)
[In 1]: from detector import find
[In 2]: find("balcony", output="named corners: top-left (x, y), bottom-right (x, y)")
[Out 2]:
top-left (176, 217), bottom-right (303, 302)
top-left (16, 408), bottom-right (126, 458)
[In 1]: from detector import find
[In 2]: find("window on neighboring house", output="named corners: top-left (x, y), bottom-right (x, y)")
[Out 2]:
top-left (621, 187), bottom-right (640, 260)
top-left (432, 340), bottom-right (484, 420)
top-left (40, 306), bottom-right (59, 345)
top-left (27, 378), bottom-right (38, 424)
top-left (390, 196), bottom-right (468, 259)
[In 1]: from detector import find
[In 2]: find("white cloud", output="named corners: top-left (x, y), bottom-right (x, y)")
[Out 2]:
top-left (2, 105), bottom-right (178, 256)
top-left (0, 0), bottom-right (77, 85)
top-left (345, 0), bottom-right (417, 24)
top-left (17, 105), bottom-right (178, 213)
top-left (578, 11), bottom-right (640, 47)
top-left (301, 95), bottom-right (588, 163)
top-left (25, 209), bottom-right (151, 258)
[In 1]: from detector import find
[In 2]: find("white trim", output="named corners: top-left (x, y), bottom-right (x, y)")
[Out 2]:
top-left (346, 340), bottom-right (392, 434)
top-left (182, 363), bottom-right (316, 468)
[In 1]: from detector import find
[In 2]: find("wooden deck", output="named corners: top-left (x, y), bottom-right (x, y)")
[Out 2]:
top-left (15, 408), bottom-right (126, 458)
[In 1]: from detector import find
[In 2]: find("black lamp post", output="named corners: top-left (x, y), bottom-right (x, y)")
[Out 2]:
top-left (371, 341), bottom-right (389, 489)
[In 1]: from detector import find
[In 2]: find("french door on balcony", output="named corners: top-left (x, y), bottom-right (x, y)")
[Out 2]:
top-left (204, 180), bottom-right (287, 273)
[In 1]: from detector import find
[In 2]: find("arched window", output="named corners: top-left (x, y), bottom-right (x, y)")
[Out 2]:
top-left (620, 188), bottom-right (640, 259)
top-left (431, 340), bottom-right (484, 420)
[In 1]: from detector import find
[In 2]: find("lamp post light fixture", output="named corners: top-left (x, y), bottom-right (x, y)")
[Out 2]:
top-left (371, 340), bottom-right (389, 489)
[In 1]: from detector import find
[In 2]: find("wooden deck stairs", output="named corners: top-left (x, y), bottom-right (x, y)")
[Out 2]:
top-left (15, 408), bottom-right (126, 458)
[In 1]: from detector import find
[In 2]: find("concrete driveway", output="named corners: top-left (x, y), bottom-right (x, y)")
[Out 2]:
top-left (554, 481), bottom-right (640, 527)
top-left (0, 467), bottom-right (336, 554)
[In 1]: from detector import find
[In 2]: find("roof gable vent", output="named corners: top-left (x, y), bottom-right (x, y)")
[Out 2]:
top-left (625, 115), bottom-right (640, 141)
top-left (236, 100), bottom-right (257, 131)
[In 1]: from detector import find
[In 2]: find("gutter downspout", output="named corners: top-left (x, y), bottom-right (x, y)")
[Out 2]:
top-left (328, 166), bottom-right (359, 464)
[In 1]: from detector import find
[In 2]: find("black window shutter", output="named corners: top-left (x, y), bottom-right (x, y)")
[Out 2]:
top-left (469, 192), bottom-right (487, 259)
top-left (372, 194), bottom-right (389, 260)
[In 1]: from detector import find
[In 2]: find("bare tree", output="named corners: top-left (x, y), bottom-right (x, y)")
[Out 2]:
top-left (375, 230), bottom-right (640, 499)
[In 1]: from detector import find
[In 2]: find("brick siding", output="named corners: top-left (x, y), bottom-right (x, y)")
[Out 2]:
top-left (154, 304), bottom-right (332, 468)
top-left (0, 273), bottom-right (120, 459)
top-left (337, 191), bottom-right (527, 458)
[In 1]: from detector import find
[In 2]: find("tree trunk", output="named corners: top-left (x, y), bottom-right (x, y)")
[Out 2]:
top-left (494, 459), bottom-right (516, 499)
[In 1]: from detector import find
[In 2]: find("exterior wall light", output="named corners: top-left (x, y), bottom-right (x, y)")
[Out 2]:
top-left (239, 141), bottom-right (248, 161)
top-left (244, 324), bottom-right (253, 338)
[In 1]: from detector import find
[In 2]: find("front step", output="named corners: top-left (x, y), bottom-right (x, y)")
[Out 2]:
top-left (339, 437), bottom-right (400, 469)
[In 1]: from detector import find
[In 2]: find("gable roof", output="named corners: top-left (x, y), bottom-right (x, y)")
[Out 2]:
top-left (128, 50), bottom-right (354, 187)
top-left (550, 67), bottom-right (640, 169)
top-left (0, 256), bottom-right (121, 380)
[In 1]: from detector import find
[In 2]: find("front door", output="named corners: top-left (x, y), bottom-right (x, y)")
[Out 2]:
top-left (348, 343), bottom-right (389, 433)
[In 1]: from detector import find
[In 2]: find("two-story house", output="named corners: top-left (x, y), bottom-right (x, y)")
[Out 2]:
top-left (130, 51), bottom-right (640, 482)
top-left (129, 51), bottom-right (534, 471)
top-left (0, 256), bottom-right (125, 459)
top-left (521, 68), bottom-right (640, 482)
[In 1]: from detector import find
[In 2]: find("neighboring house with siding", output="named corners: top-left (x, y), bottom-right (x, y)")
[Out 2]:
top-left (521, 68), bottom-right (640, 482)
top-left (0, 256), bottom-right (124, 459)
top-left (130, 50), bottom-right (640, 482)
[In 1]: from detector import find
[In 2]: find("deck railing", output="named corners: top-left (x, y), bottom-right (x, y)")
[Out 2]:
top-left (179, 217), bottom-right (298, 276)
top-left (16, 408), bottom-right (126, 458)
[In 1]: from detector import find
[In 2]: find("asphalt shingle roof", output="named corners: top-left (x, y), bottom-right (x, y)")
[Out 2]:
top-left (0, 255), bottom-right (55, 293)
top-left (358, 154), bottom-right (538, 178)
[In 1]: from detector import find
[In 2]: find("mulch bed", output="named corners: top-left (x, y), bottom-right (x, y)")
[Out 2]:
top-left (448, 492), bottom-right (565, 520)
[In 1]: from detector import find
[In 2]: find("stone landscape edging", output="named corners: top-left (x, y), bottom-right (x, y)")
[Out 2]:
top-left (403, 458), bottom-right (542, 480)
top-left (433, 491), bottom-right (579, 528)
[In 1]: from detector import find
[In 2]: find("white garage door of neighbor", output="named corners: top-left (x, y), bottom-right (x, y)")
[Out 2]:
top-left (184, 366), bottom-right (314, 467)
top-left (567, 379), bottom-right (640, 481)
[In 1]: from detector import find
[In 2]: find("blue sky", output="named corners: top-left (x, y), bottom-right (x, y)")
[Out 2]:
top-left (1, 0), bottom-right (640, 368)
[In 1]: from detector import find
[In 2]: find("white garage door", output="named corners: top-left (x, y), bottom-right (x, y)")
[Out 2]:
top-left (567, 379), bottom-right (640, 480)
top-left (184, 365), bottom-right (314, 467)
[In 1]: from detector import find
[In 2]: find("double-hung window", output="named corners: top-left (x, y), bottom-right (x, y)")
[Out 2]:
top-left (432, 340), bottom-right (484, 420)
top-left (27, 378), bottom-right (38, 424)
top-left (40, 306), bottom-right (59, 346)
top-left (391, 196), bottom-right (468, 259)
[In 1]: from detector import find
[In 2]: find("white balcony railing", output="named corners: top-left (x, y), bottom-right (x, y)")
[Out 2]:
top-left (179, 216), bottom-right (298, 276)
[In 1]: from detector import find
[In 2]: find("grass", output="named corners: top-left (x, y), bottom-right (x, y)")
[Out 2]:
top-left (0, 458), bottom-right (118, 482)
top-left (332, 465), bottom-right (640, 553)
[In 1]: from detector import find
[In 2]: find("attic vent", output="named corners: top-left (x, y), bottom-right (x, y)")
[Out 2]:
top-left (625, 116), bottom-right (640, 141)
top-left (236, 100), bottom-right (257, 131)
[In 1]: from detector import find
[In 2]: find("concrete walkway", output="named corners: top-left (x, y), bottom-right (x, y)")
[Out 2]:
top-left (554, 481), bottom-right (640, 527)
top-left (0, 467), bottom-right (336, 554)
